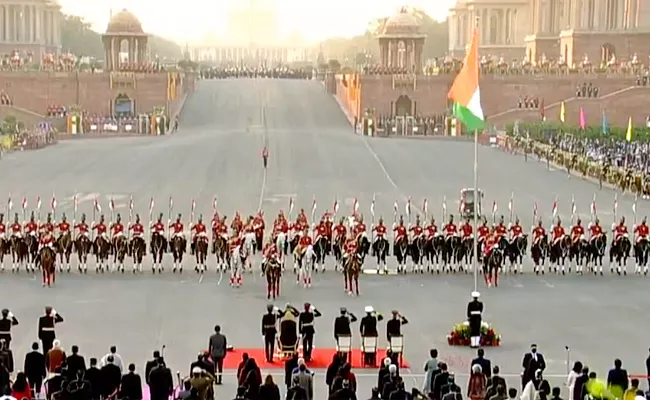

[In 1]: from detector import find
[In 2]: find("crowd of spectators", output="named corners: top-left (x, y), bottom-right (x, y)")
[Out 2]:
top-left (200, 68), bottom-right (312, 80)
top-left (361, 66), bottom-right (412, 76)
top-left (1, 92), bottom-right (13, 106)
top-left (117, 62), bottom-right (164, 73)
top-left (516, 97), bottom-right (541, 109)
top-left (375, 114), bottom-right (448, 136)
top-left (575, 83), bottom-right (600, 98)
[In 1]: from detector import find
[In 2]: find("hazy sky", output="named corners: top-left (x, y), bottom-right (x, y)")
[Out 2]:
top-left (58, 0), bottom-right (455, 43)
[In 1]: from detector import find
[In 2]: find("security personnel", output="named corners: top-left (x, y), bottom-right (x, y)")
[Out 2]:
top-left (261, 304), bottom-right (280, 362)
top-left (298, 302), bottom-right (322, 362)
top-left (333, 308), bottom-right (357, 340)
top-left (467, 291), bottom-right (483, 348)
top-left (38, 306), bottom-right (63, 354)
top-left (360, 306), bottom-right (383, 366)
top-left (0, 309), bottom-right (18, 349)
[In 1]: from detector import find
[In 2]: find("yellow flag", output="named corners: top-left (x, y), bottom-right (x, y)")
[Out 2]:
top-left (626, 116), bottom-right (633, 142)
top-left (560, 101), bottom-right (566, 123)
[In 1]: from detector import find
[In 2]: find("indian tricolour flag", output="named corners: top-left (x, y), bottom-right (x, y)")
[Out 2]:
top-left (447, 27), bottom-right (484, 131)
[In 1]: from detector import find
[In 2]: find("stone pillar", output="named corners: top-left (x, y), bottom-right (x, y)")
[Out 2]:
top-left (594, 0), bottom-right (603, 29)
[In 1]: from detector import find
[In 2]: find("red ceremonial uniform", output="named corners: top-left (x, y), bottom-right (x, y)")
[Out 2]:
top-left (344, 239), bottom-right (358, 254)
top-left (229, 236), bottom-right (242, 252)
top-left (425, 224), bottom-right (437, 239)
top-left (130, 223), bottom-right (144, 236)
top-left (192, 223), bottom-right (207, 235)
top-left (75, 222), bottom-right (89, 234)
top-left (634, 223), bottom-right (649, 240)
top-left (25, 221), bottom-right (37, 233)
top-left (92, 222), bottom-right (107, 235)
top-left (510, 224), bottom-right (523, 238)
top-left (314, 224), bottom-right (327, 239)
top-left (111, 223), bottom-right (124, 235)
top-left (334, 224), bottom-right (347, 238)
top-left (355, 222), bottom-right (366, 237)
top-left (552, 225), bottom-right (565, 241)
top-left (324, 220), bottom-right (333, 236)
top-left (297, 213), bottom-right (308, 226)
top-left (10, 222), bottom-right (21, 234)
top-left (410, 225), bottom-right (424, 237)
top-left (589, 223), bottom-right (603, 238)
top-left (373, 224), bottom-right (387, 237)
top-left (460, 223), bottom-right (472, 238)
top-left (478, 225), bottom-right (490, 240)
top-left (532, 226), bottom-right (546, 242)
top-left (151, 222), bottom-right (164, 233)
top-left (0, 222), bottom-right (5, 235)
top-left (57, 221), bottom-right (70, 233)
top-left (40, 222), bottom-right (54, 233)
top-left (394, 225), bottom-right (407, 240)
top-left (443, 223), bottom-right (457, 236)
top-left (571, 225), bottom-right (585, 242)
top-left (169, 222), bottom-right (183, 234)
top-left (232, 218), bottom-right (243, 232)
top-left (299, 235), bottom-right (312, 248)
top-left (494, 224), bottom-right (507, 238)
top-left (253, 216), bottom-right (264, 231)
top-left (614, 224), bottom-right (628, 241)
top-left (217, 223), bottom-right (228, 235)
top-left (484, 235), bottom-right (497, 256)
top-left (40, 232), bottom-right (54, 245)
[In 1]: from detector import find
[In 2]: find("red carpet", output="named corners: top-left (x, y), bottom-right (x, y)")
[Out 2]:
top-left (223, 348), bottom-right (409, 369)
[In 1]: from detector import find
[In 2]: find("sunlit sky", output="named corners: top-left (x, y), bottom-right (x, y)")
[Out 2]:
top-left (57, 0), bottom-right (455, 44)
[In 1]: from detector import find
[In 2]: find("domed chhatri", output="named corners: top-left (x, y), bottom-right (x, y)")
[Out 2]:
top-left (106, 9), bottom-right (144, 34)
top-left (382, 7), bottom-right (422, 36)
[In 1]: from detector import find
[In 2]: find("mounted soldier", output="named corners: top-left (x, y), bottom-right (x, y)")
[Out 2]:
top-left (73, 214), bottom-right (91, 273)
top-left (442, 215), bottom-right (460, 271)
top-left (129, 214), bottom-right (146, 273)
top-left (55, 214), bottom-right (73, 272)
top-left (409, 215), bottom-right (426, 273)
top-left (354, 214), bottom-right (369, 259)
top-left (393, 216), bottom-right (408, 273)
top-left (371, 217), bottom-right (389, 273)
top-left (92, 215), bottom-right (110, 273)
top-left (530, 219), bottom-right (548, 274)
top-left (633, 217), bottom-right (650, 275)
top-left (312, 217), bottom-right (328, 272)
top-left (191, 215), bottom-right (208, 273)
top-left (549, 218), bottom-right (570, 274)
top-left (332, 217), bottom-right (347, 269)
top-left (587, 217), bottom-right (606, 275)
top-left (150, 213), bottom-right (167, 273)
top-left (569, 218), bottom-right (588, 273)
top-left (610, 216), bottom-right (631, 274)
top-left (506, 217), bottom-right (527, 273)
top-left (169, 213), bottom-right (186, 273)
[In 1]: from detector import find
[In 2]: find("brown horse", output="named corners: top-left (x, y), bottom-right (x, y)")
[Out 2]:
top-left (263, 257), bottom-right (281, 299)
top-left (93, 235), bottom-right (110, 273)
top-left (74, 235), bottom-right (91, 273)
top-left (130, 236), bottom-right (146, 273)
top-left (113, 235), bottom-right (128, 273)
top-left (213, 235), bottom-right (228, 271)
top-left (483, 247), bottom-right (503, 287)
top-left (194, 235), bottom-right (208, 273)
top-left (10, 236), bottom-right (28, 272)
top-left (41, 246), bottom-right (56, 287)
top-left (344, 253), bottom-right (361, 296)
top-left (0, 236), bottom-right (9, 271)
top-left (170, 235), bottom-right (186, 273)
top-left (56, 233), bottom-right (73, 272)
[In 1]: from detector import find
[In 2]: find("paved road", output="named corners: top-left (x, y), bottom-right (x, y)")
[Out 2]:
top-left (1, 79), bottom-right (649, 399)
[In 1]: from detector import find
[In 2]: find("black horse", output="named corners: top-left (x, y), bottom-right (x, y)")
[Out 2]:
top-left (506, 235), bottom-right (528, 273)
top-left (549, 235), bottom-right (571, 274)
top-left (409, 235), bottom-right (426, 273)
top-left (569, 237), bottom-right (590, 274)
top-left (588, 235), bottom-right (607, 275)
top-left (312, 235), bottom-right (328, 273)
top-left (393, 236), bottom-right (409, 273)
top-left (332, 235), bottom-right (345, 271)
top-left (457, 236), bottom-right (474, 272)
top-left (483, 245), bottom-right (503, 287)
top-left (371, 236), bottom-right (389, 273)
top-left (610, 236), bottom-right (631, 275)
top-left (150, 232), bottom-right (167, 273)
top-left (443, 235), bottom-right (461, 272)
top-left (356, 234), bottom-right (370, 262)
top-left (530, 235), bottom-right (548, 273)
top-left (634, 237), bottom-right (650, 275)
top-left (424, 235), bottom-right (444, 273)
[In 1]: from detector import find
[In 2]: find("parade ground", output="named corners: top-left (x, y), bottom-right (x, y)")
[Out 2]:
top-left (1, 78), bottom-right (649, 398)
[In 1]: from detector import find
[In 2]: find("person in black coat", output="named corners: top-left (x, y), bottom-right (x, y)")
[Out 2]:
top-left (329, 379), bottom-right (357, 400)
top-left (66, 345), bottom-right (86, 380)
top-left (284, 353), bottom-right (299, 389)
top-left (120, 363), bottom-right (143, 400)
top-left (521, 344), bottom-right (546, 389)
top-left (85, 358), bottom-right (102, 400)
top-left (145, 350), bottom-right (161, 385)
top-left (100, 355), bottom-right (121, 398)
top-left (286, 375), bottom-right (308, 400)
top-left (24, 342), bottom-right (46, 397)
top-left (326, 354), bottom-right (343, 394)
top-left (572, 367), bottom-right (589, 400)
top-left (258, 374), bottom-right (281, 400)
top-left (606, 359), bottom-right (628, 393)
top-left (66, 369), bottom-right (91, 400)
top-left (148, 357), bottom-right (174, 400)
top-left (471, 348), bottom-right (492, 379)
top-left (431, 363), bottom-right (450, 400)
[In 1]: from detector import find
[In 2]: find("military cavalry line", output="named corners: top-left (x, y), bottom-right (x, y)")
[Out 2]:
top-left (0, 192), bottom-right (648, 288)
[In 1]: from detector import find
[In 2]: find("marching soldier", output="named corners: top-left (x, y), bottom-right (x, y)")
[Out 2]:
top-left (360, 306), bottom-right (383, 366)
top-left (261, 304), bottom-right (280, 363)
top-left (38, 306), bottom-right (63, 354)
top-left (333, 308), bottom-right (357, 340)
top-left (467, 292), bottom-right (483, 348)
top-left (298, 302), bottom-right (322, 362)
top-left (0, 309), bottom-right (18, 349)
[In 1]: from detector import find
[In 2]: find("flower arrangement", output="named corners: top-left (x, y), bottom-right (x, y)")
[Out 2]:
top-left (447, 321), bottom-right (501, 346)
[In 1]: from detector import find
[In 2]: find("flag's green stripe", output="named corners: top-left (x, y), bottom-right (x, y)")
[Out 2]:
top-left (453, 102), bottom-right (484, 131)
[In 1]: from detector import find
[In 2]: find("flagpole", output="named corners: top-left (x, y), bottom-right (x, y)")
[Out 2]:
top-left (473, 127), bottom-right (479, 293)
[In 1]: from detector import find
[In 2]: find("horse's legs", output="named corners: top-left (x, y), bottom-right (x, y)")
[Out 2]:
top-left (41, 268), bottom-right (46, 287)
top-left (354, 274), bottom-right (359, 296)
top-left (275, 275), bottom-right (280, 297)
top-left (493, 267), bottom-right (498, 287)
top-left (343, 271), bottom-right (349, 292)
top-left (305, 266), bottom-right (312, 288)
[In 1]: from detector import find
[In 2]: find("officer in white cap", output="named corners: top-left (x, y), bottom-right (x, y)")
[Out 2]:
top-left (360, 306), bottom-right (383, 366)
top-left (467, 292), bottom-right (483, 348)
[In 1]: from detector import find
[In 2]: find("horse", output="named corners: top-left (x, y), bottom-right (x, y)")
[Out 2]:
top-left (356, 233), bottom-right (370, 261)
top-left (569, 237), bottom-right (590, 274)
top-left (56, 233), bottom-right (73, 272)
top-left (130, 236), bottom-right (146, 273)
top-left (113, 235), bottom-right (128, 273)
top-left (531, 235), bottom-right (549, 273)
top-left (312, 235), bottom-right (327, 273)
top-left (609, 235), bottom-right (631, 275)
top-left (588, 235), bottom-right (607, 275)
top-left (94, 235), bottom-right (110, 273)
top-left (343, 253), bottom-right (361, 296)
top-left (193, 234), bottom-right (209, 273)
top-left (549, 235), bottom-right (571, 274)
top-left (9, 235), bottom-right (28, 272)
top-left (443, 235), bottom-right (461, 272)
top-left (74, 235), bottom-right (91, 273)
top-left (213, 235), bottom-right (228, 271)
top-left (262, 257), bottom-right (281, 299)
top-left (332, 235), bottom-right (345, 271)
top-left (25, 234), bottom-right (38, 272)
top-left (274, 232), bottom-right (287, 269)
top-left (371, 236), bottom-right (389, 273)
top-left (634, 237), bottom-right (650, 275)
top-left (150, 232), bottom-right (166, 273)
top-left (40, 246), bottom-right (56, 287)
top-left (170, 235), bottom-right (186, 273)
top-left (393, 236), bottom-right (409, 273)
top-left (254, 228), bottom-right (264, 253)
top-left (289, 233), bottom-right (301, 273)
top-left (294, 245), bottom-right (314, 288)
top-left (483, 245), bottom-right (503, 287)
top-left (0, 236), bottom-right (9, 271)
top-left (241, 232), bottom-right (256, 272)
top-left (506, 235), bottom-right (528, 274)
top-left (409, 235), bottom-right (426, 273)
top-left (424, 235), bottom-right (444, 273)
top-left (458, 236), bottom-right (474, 272)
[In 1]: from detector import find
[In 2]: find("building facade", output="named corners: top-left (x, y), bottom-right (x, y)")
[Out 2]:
top-left (0, 0), bottom-right (62, 57)
top-left (449, 0), bottom-right (650, 65)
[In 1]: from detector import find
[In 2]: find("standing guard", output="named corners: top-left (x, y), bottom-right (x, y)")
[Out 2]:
top-left (0, 309), bottom-right (18, 348)
top-left (261, 304), bottom-right (280, 362)
top-left (298, 302), bottom-right (322, 362)
top-left (38, 306), bottom-right (63, 354)
top-left (360, 306), bottom-right (383, 366)
top-left (386, 310), bottom-right (408, 366)
top-left (467, 292), bottom-right (483, 348)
